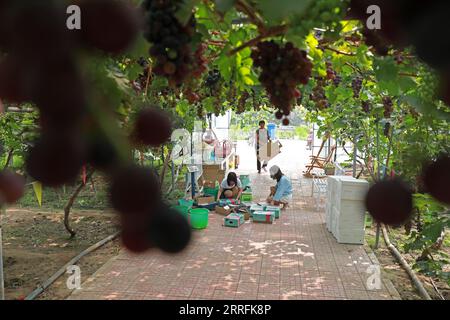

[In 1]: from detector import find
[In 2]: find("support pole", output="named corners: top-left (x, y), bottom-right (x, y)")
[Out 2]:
top-left (352, 135), bottom-right (357, 178)
top-left (0, 207), bottom-right (5, 300)
top-left (374, 120), bottom-right (381, 249)
top-left (171, 160), bottom-right (175, 192)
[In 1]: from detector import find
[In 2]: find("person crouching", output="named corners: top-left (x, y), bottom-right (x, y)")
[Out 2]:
top-left (266, 165), bottom-right (292, 209)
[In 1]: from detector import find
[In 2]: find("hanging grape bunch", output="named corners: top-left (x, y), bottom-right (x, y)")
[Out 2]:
top-left (133, 57), bottom-right (151, 92)
top-left (348, 1), bottom-right (450, 106)
top-left (236, 91), bottom-right (249, 114)
top-left (383, 96), bottom-right (393, 118)
top-left (422, 154), bottom-right (450, 205)
top-left (252, 89), bottom-right (261, 111)
top-left (0, 0), bottom-right (190, 255)
top-left (361, 100), bottom-right (371, 113)
top-left (192, 43), bottom-right (208, 78)
top-left (205, 69), bottom-right (221, 96)
top-left (310, 78), bottom-right (328, 110)
top-left (383, 122), bottom-right (391, 137)
top-left (333, 75), bottom-right (342, 87)
top-left (251, 41), bottom-right (312, 124)
top-left (365, 178), bottom-right (414, 226)
top-left (351, 76), bottom-right (363, 98)
top-left (325, 62), bottom-right (336, 81)
top-left (142, 0), bottom-right (197, 87)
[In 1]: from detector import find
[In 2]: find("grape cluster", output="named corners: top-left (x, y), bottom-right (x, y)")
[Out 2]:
top-left (310, 79), bottom-right (328, 110)
top-left (0, 1), bottom-right (190, 254)
top-left (361, 100), bottom-right (371, 113)
top-left (326, 62), bottom-right (337, 81)
top-left (348, 0), bottom-right (450, 106)
top-left (383, 96), bottom-right (393, 118)
top-left (236, 91), bottom-right (249, 114)
top-left (422, 155), bottom-right (450, 205)
top-left (351, 76), bottom-right (363, 98)
top-left (192, 43), bottom-right (208, 79)
top-left (251, 41), bottom-right (312, 121)
top-left (205, 69), bottom-right (221, 92)
top-left (365, 178), bottom-right (413, 226)
top-left (333, 75), bottom-right (342, 87)
top-left (0, 170), bottom-right (25, 205)
top-left (142, 0), bottom-right (196, 87)
top-left (133, 57), bottom-right (151, 92)
top-left (383, 122), bottom-right (391, 137)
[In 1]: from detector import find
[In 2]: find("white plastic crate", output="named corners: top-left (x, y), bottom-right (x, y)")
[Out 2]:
top-left (337, 177), bottom-right (369, 201)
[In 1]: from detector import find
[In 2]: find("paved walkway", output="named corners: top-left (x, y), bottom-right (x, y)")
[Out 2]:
top-left (68, 140), bottom-right (400, 300)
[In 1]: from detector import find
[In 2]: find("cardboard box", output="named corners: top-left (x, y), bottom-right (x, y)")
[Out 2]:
top-left (250, 204), bottom-right (266, 213)
top-left (252, 211), bottom-right (275, 224)
top-left (196, 195), bottom-right (215, 205)
top-left (224, 213), bottom-right (245, 228)
top-left (219, 199), bottom-right (240, 206)
top-left (215, 205), bottom-right (232, 216)
top-left (259, 140), bottom-right (282, 161)
top-left (265, 205), bottom-right (281, 219)
top-left (237, 208), bottom-right (251, 220)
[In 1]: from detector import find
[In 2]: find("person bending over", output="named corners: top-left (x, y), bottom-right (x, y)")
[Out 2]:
top-left (266, 165), bottom-right (292, 209)
top-left (217, 172), bottom-right (243, 201)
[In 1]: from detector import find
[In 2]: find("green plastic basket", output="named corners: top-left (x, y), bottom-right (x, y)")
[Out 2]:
top-left (203, 187), bottom-right (219, 199)
top-left (189, 208), bottom-right (209, 229)
top-left (172, 205), bottom-right (190, 220)
top-left (178, 199), bottom-right (194, 208)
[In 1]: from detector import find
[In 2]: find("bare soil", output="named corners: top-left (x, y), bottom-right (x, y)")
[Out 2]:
top-left (365, 226), bottom-right (450, 300)
top-left (1, 208), bottom-right (121, 300)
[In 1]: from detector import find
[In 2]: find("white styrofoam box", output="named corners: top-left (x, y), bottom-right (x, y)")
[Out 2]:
top-left (325, 203), bottom-right (332, 231)
top-left (337, 177), bottom-right (369, 201)
top-left (336, 228), bottom-right (365, 244)
top-left (335, 197), bottom-right (365, 213)
top-left (338, 212), bottom-right (366, 229)
top-left (331, 206), bottom-right (340, 236)
top-left (337, 233), bottom-right (365, 245)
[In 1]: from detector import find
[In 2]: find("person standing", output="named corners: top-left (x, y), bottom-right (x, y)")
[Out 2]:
top-left (255, 120), bottom-right (269, 174)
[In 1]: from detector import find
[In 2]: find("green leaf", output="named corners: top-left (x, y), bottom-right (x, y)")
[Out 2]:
top-left (258, 0), bottom-right (312, 22)
top-left (175, 0), bottom-right (199, 26)
top-left (215, 0), bottom-right (235, 13)
top-left (373, 56), bottom-right (398, 83)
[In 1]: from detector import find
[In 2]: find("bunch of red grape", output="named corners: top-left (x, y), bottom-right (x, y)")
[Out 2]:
top-left (383, 96), bottom-right (393, 118)
top-left (383, 122), bottom-right (391, 137)
top-left (348, 0), bottom-right (450, 105)
top-left (0, 0), bottom-right (191, 254)
top-left (236, 91), bottom-right (249, 114)
top-left (142, 0), bottom-right (198, 87)
top-left (351, 76), bottom-right (363, 98)
top-left (251, 41), bottom-right (312, 122)
top-left (361, 100), bottom-right (371, 113)
top-left (333, 75), bottom-right (342, 87)
top-left (192, 43), bottom-right (208, 79)
top-left (326, 62), bottom-right (337, 81)
top-left (309, 79), bottom-right (329, 110)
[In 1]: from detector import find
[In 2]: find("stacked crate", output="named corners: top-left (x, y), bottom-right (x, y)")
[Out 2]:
top-left (326, 176), bottom-right (369, 244)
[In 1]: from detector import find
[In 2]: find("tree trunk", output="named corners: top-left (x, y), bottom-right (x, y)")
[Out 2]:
top-left (64, 169), bottom-right (95, 238)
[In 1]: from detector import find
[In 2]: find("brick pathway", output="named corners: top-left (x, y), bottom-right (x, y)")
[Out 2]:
top-left (68, 140), bottom-right (400, 300)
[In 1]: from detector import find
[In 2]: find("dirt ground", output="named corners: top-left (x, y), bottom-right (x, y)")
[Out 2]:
top-left (1, 208), bottom-right (121, 300)
top-left (365, 227), bottom-right (450, 300)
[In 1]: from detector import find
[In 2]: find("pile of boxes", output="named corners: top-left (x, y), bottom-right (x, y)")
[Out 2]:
top-left (326, 176), bottom-right (369, 244)
top-left (218, 203), bottom-right (283, 227)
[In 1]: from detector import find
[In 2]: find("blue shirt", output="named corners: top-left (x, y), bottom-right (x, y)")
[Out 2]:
top-left (273, 175), bottom-right (292, 201)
